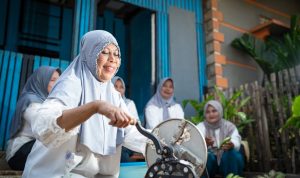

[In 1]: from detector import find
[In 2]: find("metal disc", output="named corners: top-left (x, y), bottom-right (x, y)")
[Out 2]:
top-left (145, 118), bottom-right (207, 176)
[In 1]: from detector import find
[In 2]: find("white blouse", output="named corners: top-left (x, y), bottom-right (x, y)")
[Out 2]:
top-left (22, 99), bottom-right (147, 178)
top-left (127, 100), bottom-right (139, 121)
top-left (145, 103), bottom-right (184, 129)
top-left (6, 104), bottom-right (38, 161)
top-left (196, 122), bottom-right (241, 151)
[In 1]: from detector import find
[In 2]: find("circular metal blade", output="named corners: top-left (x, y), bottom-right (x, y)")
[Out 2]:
top-left (145, 118), bottom-right (207, 176)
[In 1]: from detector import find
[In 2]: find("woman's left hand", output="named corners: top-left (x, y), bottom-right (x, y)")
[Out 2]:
top-left (221, 141), bottom-right (234, 151)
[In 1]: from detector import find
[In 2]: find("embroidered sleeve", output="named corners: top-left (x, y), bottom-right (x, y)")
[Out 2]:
top-left (25, 99), bottom-right (80, 148)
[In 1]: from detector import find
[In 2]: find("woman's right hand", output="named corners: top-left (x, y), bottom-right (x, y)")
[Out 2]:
top-left (96, 101), bottom-right (137, 128)
top-left (205, 137), bottom-right (214, 147)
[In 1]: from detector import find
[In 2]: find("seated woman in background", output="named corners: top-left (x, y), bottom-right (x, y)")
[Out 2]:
top-left (112, 76), bottom-right (139, 120)
top-left (197, 100), bottom-right (244, 178)
top-left (144, 77), bottom-right (184, 129)
top-left (112, 76), bottom-right (141, 162)
top-left (6, 66), bottom-right (61, 170)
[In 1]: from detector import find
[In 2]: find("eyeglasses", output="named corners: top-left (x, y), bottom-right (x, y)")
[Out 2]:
top-left (100, 48), bottom-right (120, 61)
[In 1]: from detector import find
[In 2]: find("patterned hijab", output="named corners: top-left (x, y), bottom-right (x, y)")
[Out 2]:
top-left (203, 100), bottom-right (235, 164)
top-left (48, 30), bottom-right (124, 155)
top-left (111, 76), bottom-right (130, 105)
top-left (10, 66), bottom-right (60, 138)
top-left (146, 77), bottom-right (177, 121)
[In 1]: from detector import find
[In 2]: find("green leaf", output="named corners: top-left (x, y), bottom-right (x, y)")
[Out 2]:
top-left (226, 173), bottom-right (234, 178)
top-left (237, 112), bottom-right (247, 120)
top-left (292, 96), bottom-right (300, 116)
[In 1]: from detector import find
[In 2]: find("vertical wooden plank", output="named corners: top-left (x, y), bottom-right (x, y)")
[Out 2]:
top-left (247, 84), bottom-right (257, 170)
top-left (5, 53), bottom-right (22, 142)
top-left (264, 76), bottom-right (281, 169)
top-left (283, 69), bottom-right (293, 113)
top-left (251, 81), bottom-right (264, 171)
top-left (60, 60), bottom-right (70, 71)
top-left (33, 56), bottom-right (41, 70)
top-left (19, 54), bottom-right (30, 96)
top-left (239, 84), bottom-right (252, 170)
top-left (26, 55), bottom-right (34, 79)
top-left (0, 51), bottom-right (10, 118)
top-left (278, 70), bottom-right (291, 172)
top-left (258, 82), bottom-right (271, 171)
top-left (0, 50), bottom-right (3, 74)
top-left (289, 67), bottom-right (299, 96)
top-left (19, 55), bottom-right (35, 97)
top-left (255, 81), bottom-right (270, 171)
top-left (50, 58), bottom-right (60, 68)
top-left (289, 67), bottom-right (300, 172)
top-left (41, 56), bottom-right (51, 66)
top-left (0, 52), bottom-right (16, 149)
top-left (271, 72), bottom-right (291, 172)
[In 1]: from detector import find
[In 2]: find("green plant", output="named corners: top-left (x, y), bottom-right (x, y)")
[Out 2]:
top-left (282, 95), bottom-right (300, 129)
top-left (182, 95), bottom-right (214, 124)
top-left (256, 170), bottom-right (285, 178)
top-left (214, 86), bottom-right (250, 121)
top-left (231, 33), bottom-right (273, 75)
top-left (183, 86), bottom-right (253, 132)
top-left (226, 173), bottom-right (243, 178)
top-left (231, 15), bottom-right (300, 75)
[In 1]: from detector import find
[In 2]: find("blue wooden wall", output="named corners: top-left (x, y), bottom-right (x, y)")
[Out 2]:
top-left (122, 0), bottom-right (206, 98)
top-left (72, 0), bottom-right (96, 57)
top-left (1, 0), bottom-right (73, 61)
top-left (128, 11), bottom-right (153, 120)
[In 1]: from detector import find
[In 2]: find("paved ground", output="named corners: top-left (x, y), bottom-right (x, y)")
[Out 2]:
top-left (0, 152), bottom-right (22, 178)
top-left (1, 151), bottom-right (299, 178)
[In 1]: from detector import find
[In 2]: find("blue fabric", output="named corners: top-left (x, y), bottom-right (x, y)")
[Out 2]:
top-left (204, 149), bottom-right (244, 178)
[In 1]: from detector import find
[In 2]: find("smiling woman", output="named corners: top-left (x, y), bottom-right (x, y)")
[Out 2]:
top-left (21, 30), bottom-right (148, 178)
top-left (6, 66), bottom-right (61, 171)
top-left (97, 44), bottom-right (121, 81)
top-left (196, 100), bottom-right (244, 178)
top-left (144, 77), bottom-right (185, 129)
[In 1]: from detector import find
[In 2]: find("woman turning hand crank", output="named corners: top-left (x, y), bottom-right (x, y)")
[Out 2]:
top-left (23, 30), bottom-right (147, 178)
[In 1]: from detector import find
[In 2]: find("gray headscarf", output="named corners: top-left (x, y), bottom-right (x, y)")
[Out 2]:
top-left (48, 30), bottom-right (124, 155)
top-left (111, 76), bottom-right (131, 105)
top-left (145, 77), bottom-right (177, 121)
top-left (203, 100), bottom-right (236, 164)
top-left (10, 66), bottom-right (60, 138)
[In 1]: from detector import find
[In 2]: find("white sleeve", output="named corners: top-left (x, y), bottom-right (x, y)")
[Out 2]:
top-left (25, 99), bottom-right (80, 148)
top-left (230, 128), bottom-right (241, 151)
top-left (23, 105), bottom-right (37, 126)
top-left (127, 101), bottom-right (139, 121)
top-left (196, 122), bottom-right (206, 138)
top-left (123, 125), bottom-right (148, 155)
top-left (145, 105), bottom-right (162, 129)
top-left (168, 104), bottom-right (185, 119)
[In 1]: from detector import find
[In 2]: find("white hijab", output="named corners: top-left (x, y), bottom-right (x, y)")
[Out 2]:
top-left (48, 30), bottom-right (124, 155)
top-left (145, 77), bottom-right (177, 121)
